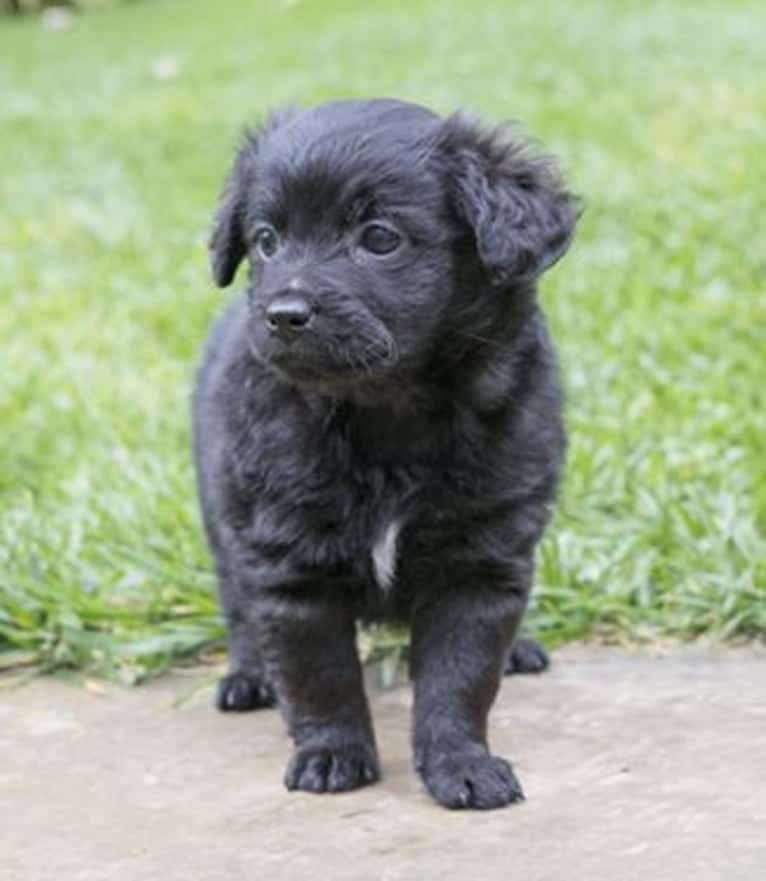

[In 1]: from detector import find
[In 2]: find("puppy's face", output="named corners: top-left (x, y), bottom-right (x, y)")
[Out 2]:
top-left (210, 99), bottom-right (578, 396)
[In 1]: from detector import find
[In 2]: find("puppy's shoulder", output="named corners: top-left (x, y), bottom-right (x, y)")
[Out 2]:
top-left (196, 293), bottom-right (248, 377)
top-left (193, 294), bottom-right (266, 427)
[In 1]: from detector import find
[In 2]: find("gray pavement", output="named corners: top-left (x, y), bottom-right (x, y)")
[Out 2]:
top-left (2, 646), bottom-right (765, 880)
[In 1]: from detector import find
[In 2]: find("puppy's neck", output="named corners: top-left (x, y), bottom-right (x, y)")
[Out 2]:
top-left (338, 397), bottom-right (451, 464)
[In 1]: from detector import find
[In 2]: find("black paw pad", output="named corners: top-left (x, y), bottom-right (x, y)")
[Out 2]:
top-left (506, 636), bottom-right (550, 675)
top-left (215, 672), bottom-right (276, 712)
top-left (421, 753), bottom-right (525, 810)
top-left (284, 742), bottom-right (380, 794)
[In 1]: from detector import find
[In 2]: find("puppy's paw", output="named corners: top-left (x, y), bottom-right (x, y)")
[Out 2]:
top-left (505, 636), bottom-right (550, 675)
top-left (420, 753), bottom-right (525, 810)
top-left (215, 671), bottom-right (276, 712)
top-left (284, 742), bottom-right (380, 794)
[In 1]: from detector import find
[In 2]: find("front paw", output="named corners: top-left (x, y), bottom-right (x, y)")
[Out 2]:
top-left (420, 753), bottom-right (525, 810)
top-left (506, 636), bottom-right (550, 675)
top-left (215, 671), bottom-right (276, 712)
top-left (285, 742), bottom-right (380, 794)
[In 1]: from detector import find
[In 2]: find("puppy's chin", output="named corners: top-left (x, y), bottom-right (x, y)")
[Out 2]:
top-left (249, 332), bottom-right (399, 399)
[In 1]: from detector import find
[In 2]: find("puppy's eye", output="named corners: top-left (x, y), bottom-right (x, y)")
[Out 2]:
top-left (253, 226), bottom-right (279, 260)
top-left (359, 223), bottom-right (402, 256)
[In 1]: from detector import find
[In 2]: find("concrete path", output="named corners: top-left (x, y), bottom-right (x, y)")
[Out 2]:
top-left (2, 647), bottom-right (765, 880)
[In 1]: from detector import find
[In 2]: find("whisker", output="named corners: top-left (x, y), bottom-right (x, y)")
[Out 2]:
top-left (455, 330), bottom-right (505, 348)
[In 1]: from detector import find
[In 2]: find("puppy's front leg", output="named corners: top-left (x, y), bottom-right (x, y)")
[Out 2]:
top-left (410, 574), bottom-right (529, 810)
top-left (258, 589), bottom-right (380, 794)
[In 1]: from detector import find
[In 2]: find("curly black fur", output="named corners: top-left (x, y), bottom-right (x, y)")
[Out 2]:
top-left (193, 98), bottom-right (578, 809)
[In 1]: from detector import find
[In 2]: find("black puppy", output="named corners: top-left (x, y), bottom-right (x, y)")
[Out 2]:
top-left (193, 99), bottom-right (578, 809)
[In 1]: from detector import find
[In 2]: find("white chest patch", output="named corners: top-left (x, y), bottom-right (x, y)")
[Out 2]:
top-left (371, 520), bottom-right (401, 591)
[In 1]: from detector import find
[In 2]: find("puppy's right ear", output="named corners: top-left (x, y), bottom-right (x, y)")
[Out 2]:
top-left (209, 133), bottom-right (258, 288)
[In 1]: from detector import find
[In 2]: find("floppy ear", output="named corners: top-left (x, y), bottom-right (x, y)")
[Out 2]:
top-left (440, 113), bottom-right (580, 285)
top-left (209, 108), bottom-right (302, 287)
top-left (209, 133), bottom-right (258, 288)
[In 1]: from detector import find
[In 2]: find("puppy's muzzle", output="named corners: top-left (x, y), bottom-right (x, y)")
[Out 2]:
top-left (265, 291), bottom-right (316, 343)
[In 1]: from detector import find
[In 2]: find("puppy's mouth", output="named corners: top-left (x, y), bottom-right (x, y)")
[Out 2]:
top-left (251, 322), bottom-right (399, 389)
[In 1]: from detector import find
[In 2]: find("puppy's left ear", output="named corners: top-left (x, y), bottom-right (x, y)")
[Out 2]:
top-left (440, 113), bottom-right (580, 285)
top-left (209, 133), bottom-right (258, 288)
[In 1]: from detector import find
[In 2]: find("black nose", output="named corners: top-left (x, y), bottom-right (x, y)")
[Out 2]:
top-left (265, 295), bottom-right (315, 341)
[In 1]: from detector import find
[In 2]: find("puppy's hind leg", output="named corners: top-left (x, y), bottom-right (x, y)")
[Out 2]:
top-left (216, 571), bottom-right (277, 712)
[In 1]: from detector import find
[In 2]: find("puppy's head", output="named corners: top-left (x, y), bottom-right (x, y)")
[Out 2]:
top-left (210, 99), bottom-right (578, 397)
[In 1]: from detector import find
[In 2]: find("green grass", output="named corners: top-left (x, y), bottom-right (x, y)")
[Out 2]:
top-left (1, 0), bottom-right (765, 681)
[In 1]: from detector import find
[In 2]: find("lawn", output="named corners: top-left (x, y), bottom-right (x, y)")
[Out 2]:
top-left (1, 0), bottom-right (765, 682)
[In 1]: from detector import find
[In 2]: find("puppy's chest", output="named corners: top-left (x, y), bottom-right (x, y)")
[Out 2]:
top-left (237, 410), bottom-right (444, 589)
top-left (306, 457), bottom-right (418, 592)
